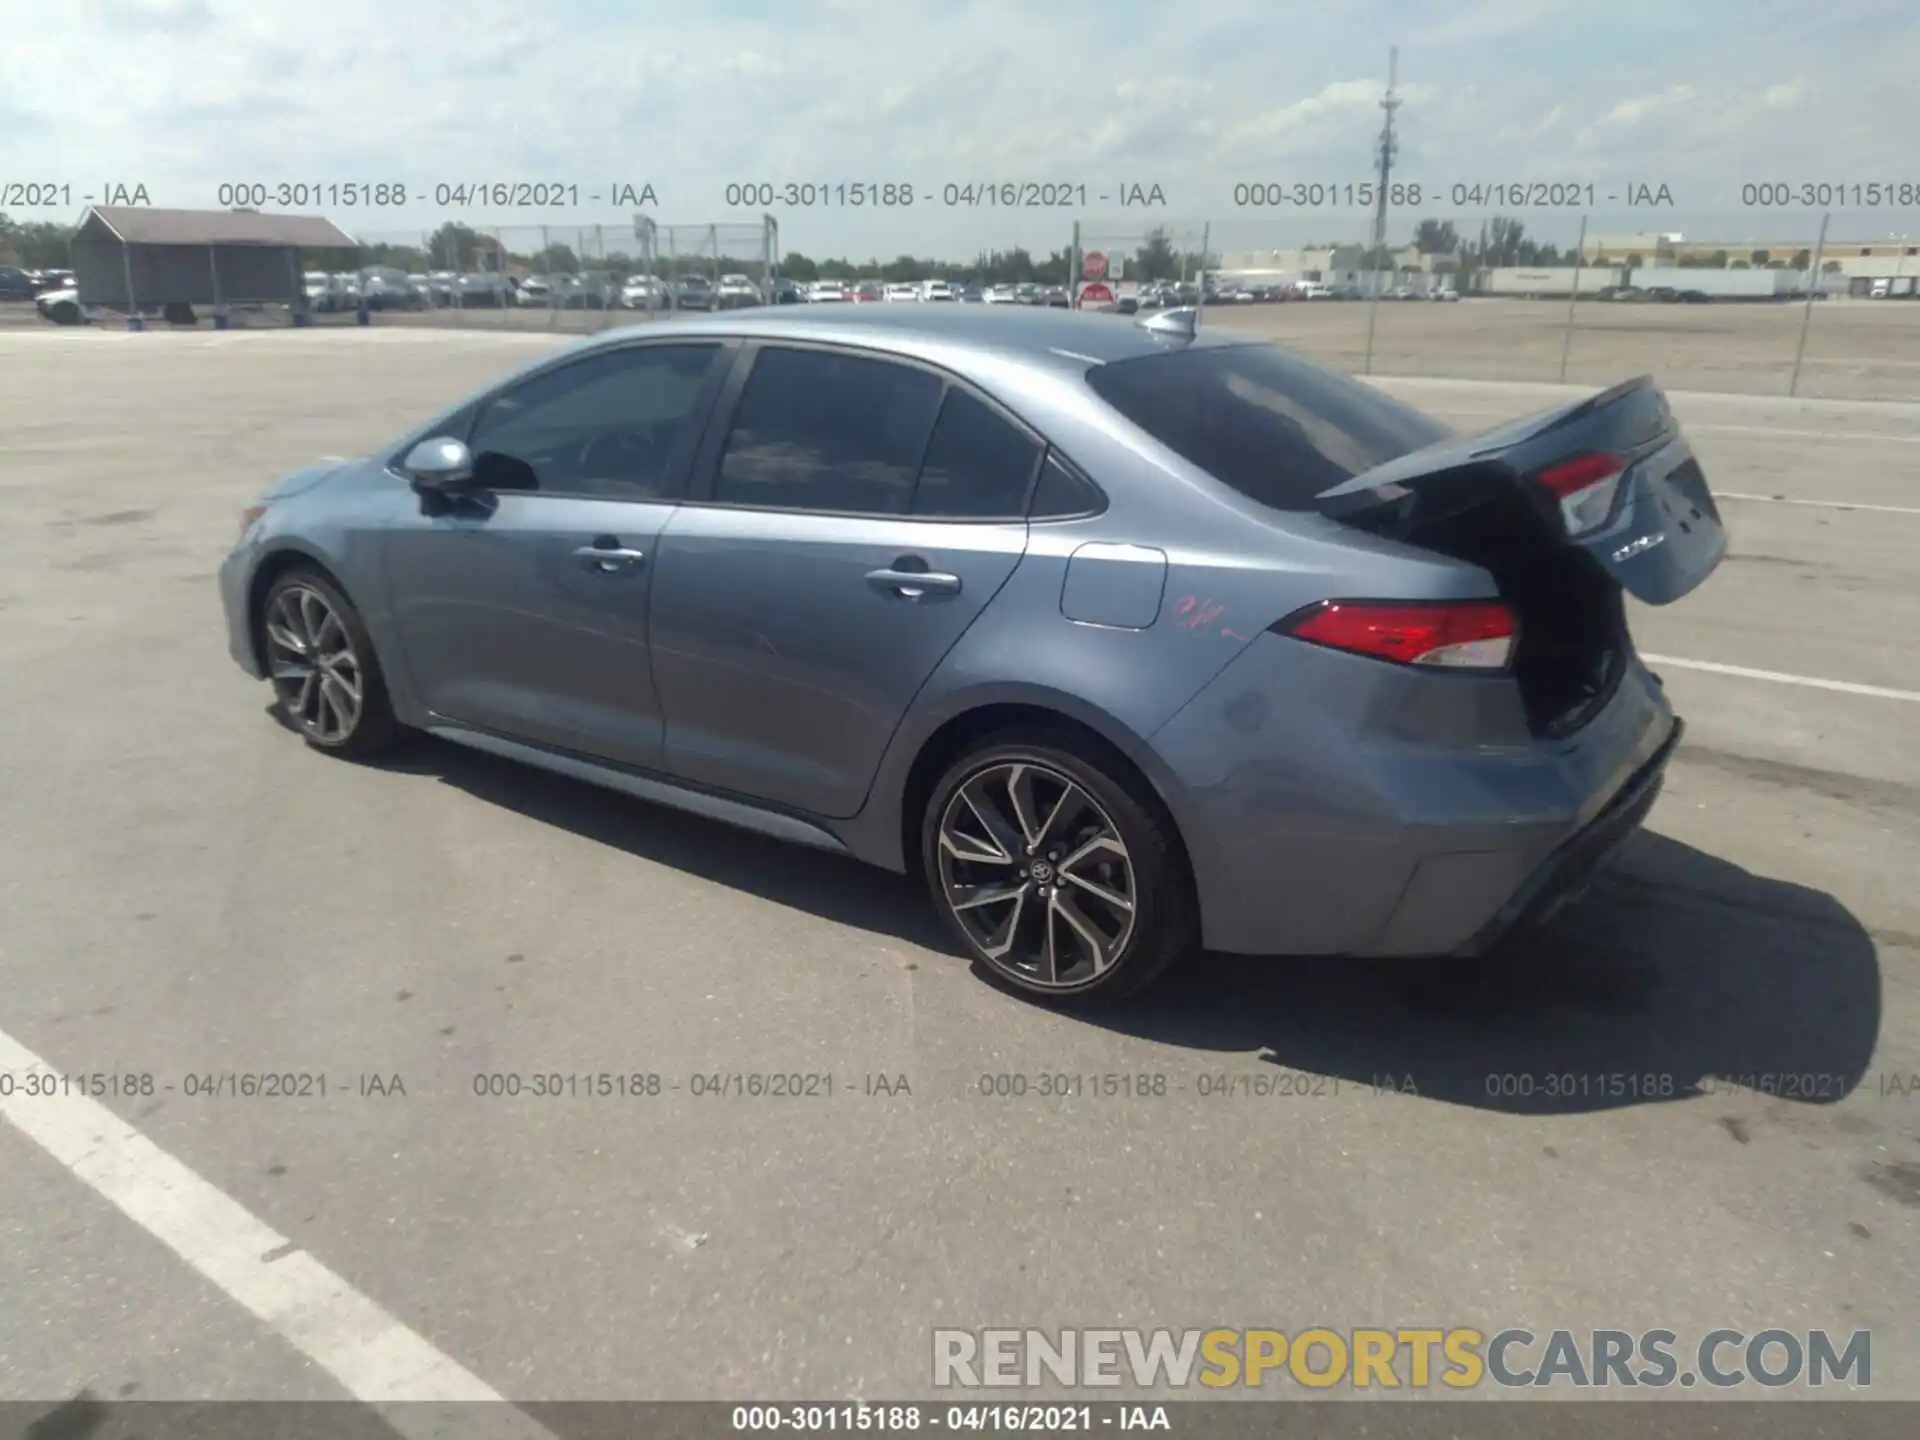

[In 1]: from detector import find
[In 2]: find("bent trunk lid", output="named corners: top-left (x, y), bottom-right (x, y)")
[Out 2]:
top-left (1315, 375), bottom-right (1727, 604)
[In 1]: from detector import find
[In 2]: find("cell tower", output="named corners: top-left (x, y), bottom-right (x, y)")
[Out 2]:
top-left (1368, 47), bottom-right (1401, 295)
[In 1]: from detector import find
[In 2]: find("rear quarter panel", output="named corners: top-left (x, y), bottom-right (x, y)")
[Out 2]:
top-left (842, 358), bottom-right (1503, 874)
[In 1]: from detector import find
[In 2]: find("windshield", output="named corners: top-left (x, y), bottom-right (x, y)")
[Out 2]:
top-left (1086, 343), bottom-right (1452, 511)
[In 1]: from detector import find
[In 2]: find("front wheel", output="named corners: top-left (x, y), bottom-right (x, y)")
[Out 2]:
top-left (921, 736), bottom-right (1197, 1003)
top-left (259, 569), bottom-right (400, 758)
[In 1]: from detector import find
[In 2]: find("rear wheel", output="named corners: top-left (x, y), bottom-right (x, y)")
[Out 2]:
top-left (921, 734), bottom-right (1196, 1003)
top-left (259, 569), bottom-right (399, 758)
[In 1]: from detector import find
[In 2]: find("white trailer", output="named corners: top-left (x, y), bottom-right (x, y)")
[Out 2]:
top-left (1477, 267), bottom-right (1622, 298)
top-left (1624, 266), bottom-right (1801, 298)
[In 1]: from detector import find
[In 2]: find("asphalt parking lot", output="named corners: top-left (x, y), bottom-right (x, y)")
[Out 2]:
top-left (0, 325), bottom-right (1916, 1422)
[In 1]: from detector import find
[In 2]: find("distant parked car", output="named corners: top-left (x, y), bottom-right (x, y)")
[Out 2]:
top-left (619, 276), bottom-right (666, 310)
top-left (1295, 282), bottom-right (1332, 300)
top-left (1040, 286), bottom-right (1070, 308)
top-left (850, 281), bottom-right (886, 303)
top-left (674, 275), bottom-right (717, 311)
top-left (457, 273), bottom-right (510, 307)
top-left (922, 280), bottom-right (958, 302)
top-left (770, 279), bottom-right (807, 305)
top-left (1677, 289), bottom-right (1711, 304)
top-left (360, 268), bottom-right (419, 311)
top-left (0, 266), bottom-right (38, 301)
top-left (1429, 286), bottom-right (1460, 302)
top-left (35, 284), bottom-right (85, 324)
top-left (807, 280), bottom-right (850, 304)
top-left (716, 274), bottom-right (762, 310)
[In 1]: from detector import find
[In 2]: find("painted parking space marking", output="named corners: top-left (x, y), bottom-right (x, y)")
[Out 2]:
top-left (0, 1027), bottom-right (556, 1436)
top-left (1643, 655), bottom-right (1920, 703)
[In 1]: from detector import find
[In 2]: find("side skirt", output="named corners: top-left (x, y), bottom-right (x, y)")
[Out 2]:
top-left (425, 725), bottom-right (852, 856)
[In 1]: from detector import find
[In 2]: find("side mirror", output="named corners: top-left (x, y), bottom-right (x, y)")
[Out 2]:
top-left (403, 437), bottom-right (475, 493)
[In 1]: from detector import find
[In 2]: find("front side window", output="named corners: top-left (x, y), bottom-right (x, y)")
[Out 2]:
top-left (466, 343), bottom-right (722, 499)
top-left (715, 347), bottom-right (944, 514)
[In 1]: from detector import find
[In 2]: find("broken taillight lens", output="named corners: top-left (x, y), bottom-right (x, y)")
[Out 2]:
top-left (1536, 452), bottom-right (1627, 536)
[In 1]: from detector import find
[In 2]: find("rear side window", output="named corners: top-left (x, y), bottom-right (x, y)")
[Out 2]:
top-left (716, 347), bottom-right (944, 514)
top-left (909, 388), bottom-right (1042, 519)
top-left (1085, 344), bottom-right (1452, 511)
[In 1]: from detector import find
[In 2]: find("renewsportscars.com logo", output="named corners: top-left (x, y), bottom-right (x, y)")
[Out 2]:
top-left (932, 1328), bottom-right (1871, 1391)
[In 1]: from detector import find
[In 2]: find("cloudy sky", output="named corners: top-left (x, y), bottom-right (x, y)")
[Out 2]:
top-left (3, 0), bottom-right (1916, 259)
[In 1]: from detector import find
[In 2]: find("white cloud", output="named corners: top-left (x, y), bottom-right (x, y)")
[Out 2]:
top-left (1591, 85), bottom-right (1698, 130)
top-left (1762, 77), bottom-right (1808, 107)
top-left (1408, 0), bottom-right (1570, 45)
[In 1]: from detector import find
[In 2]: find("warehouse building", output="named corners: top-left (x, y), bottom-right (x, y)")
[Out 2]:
top-left (69, 206), bottom-right (357, 324)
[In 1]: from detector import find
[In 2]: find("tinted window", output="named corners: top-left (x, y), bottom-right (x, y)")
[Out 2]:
top-left (1086, 344), bottom-right (1451, 511)
top-left (910, 389), bottom-right (1042, 518)
top-left (716, 347), bottom-right (943, 514)
top-left (1029, 451), bottom-right (1105, 519)
top-left (467, 344), bottom-right (720, 499)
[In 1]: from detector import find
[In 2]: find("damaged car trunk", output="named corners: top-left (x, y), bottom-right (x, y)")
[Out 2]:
top-left (1316, 376), bottom-right (1727, 738)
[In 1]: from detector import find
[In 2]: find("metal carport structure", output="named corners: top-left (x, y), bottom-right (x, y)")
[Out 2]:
top-left (69, 207), bottom-right (358, 327)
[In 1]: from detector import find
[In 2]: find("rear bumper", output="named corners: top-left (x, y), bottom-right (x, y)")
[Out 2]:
top-left (1148, 632), bottom-right (1679, 957)
top-left (1448, 716), bottom-right (1679, 957)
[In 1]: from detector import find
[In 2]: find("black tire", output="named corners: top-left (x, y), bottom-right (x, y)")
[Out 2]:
top-left (920, 730), bottom-right (1198, 1004)
top-left (258, 567), bottom-right (401, 759)
top-left (163, 302), bottom-right (197, 326)
top-left (46, 301), bottom-right (83, 326)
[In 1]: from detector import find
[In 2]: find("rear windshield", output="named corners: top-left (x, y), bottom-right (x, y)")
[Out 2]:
top-left (1085, 343), bottom-right (1453, 511)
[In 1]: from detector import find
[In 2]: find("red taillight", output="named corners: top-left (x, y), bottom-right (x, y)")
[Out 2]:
top-left (1536, 451), bottom-right (1627, 536)
top-left (1282, 600), bottom-right (1518, 671)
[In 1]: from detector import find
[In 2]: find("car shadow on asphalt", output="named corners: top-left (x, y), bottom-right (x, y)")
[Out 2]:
top-left (363, 724), bottom-right (1881, 1119)
top-left (1123, 829), bottom-right (1884, 1116)
top-left (364, 727), bottom-right (957, 950)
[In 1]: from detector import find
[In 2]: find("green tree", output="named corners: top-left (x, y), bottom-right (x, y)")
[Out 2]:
top-left (1412, 218), bottom-right (1460, 255)
top-left (1132, 227), bottom-right (1181, 281)
top-left (425, 222), bottom-right (486, 270)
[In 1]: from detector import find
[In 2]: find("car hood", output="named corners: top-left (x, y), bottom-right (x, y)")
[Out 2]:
top-left (37, 287), bottom-right (78, 305)
top-left (260, 457), bottom-right (354, 503)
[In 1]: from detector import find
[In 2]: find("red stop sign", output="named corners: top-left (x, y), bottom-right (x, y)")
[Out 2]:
top-left (1082, 251), bottom-right (1109, 281)
top-left (1078, 281), bottom-right (1114, 306)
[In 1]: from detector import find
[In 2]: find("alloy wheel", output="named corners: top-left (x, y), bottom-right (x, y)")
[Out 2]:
top-left (936, 760), bottom-right (1138, 989)
top-left (264, 583), bottom-right (365, 745)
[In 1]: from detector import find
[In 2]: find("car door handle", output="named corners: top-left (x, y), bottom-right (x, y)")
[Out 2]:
top-left (574, 544), bottom-right (647, 573)
top-left (866, 567), bottom-right (962, 600)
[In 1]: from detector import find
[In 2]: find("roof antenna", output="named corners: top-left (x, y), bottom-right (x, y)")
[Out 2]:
top-left (1138, 306), bottom-right (1198, 339)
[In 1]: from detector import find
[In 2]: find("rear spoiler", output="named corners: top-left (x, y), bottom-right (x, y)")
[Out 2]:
top-left (1316, 375), bottom-right (1675, 522)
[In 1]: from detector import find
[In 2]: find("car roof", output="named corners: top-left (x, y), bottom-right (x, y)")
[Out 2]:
top-left (567, 303), bottom-right (1250, 375)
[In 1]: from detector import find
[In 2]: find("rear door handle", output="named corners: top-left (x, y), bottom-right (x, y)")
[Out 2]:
top-left (866, 567), bottom-right (962, 599)
top-left (574, 543), bottom-right (647, 573)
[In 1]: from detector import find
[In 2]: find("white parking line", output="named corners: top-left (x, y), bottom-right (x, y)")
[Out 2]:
top-left (1642, 655), bottom-right (1920, 703)
top-left (1694, 423), bottom-right (1920, 444)
top-left (1714, 491), bottom-right (1920, 516)
top-left (0, 1028), bottom-right (556, 1435)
